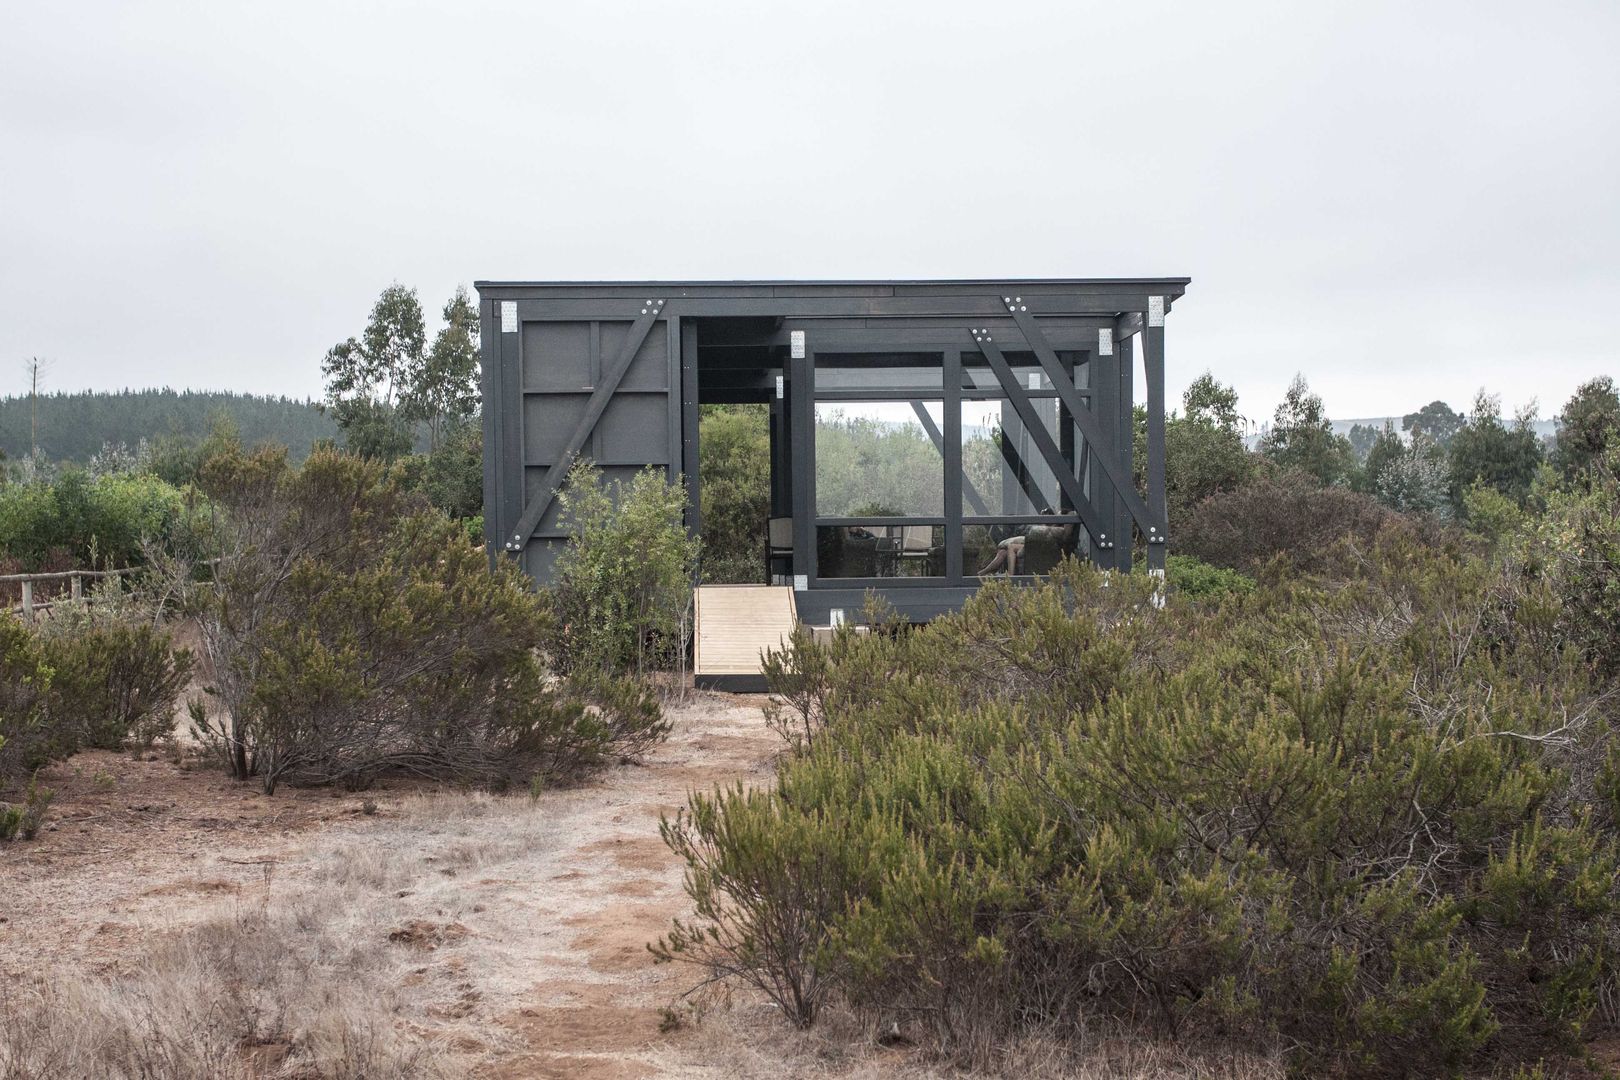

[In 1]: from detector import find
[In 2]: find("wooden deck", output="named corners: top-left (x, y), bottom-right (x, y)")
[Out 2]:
top-left (694, 585), bottom-right (797, 689)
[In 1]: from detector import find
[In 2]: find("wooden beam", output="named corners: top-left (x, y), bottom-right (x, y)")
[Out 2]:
top-left (1143, 318), bottom-right (1168, 568)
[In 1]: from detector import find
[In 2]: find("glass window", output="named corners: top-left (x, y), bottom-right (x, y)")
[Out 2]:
top-left (961, 350), bottom-right (1086, 393)
top-left (817, 524), bottom-right (944, 579)
top-left (816, 353), bottom-right (945, 392)
top-left (963, 519), bottom-right (1083, 578)
top-left (815, 401), bottom-right (944, 517)
top-left (961, 399), bottom-right (1082, 517)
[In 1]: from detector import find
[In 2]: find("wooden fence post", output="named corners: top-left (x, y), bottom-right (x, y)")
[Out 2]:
top-left (71, 572), bottom-right (83, 600)
top-left (20, 578), bottom-right (34, 622)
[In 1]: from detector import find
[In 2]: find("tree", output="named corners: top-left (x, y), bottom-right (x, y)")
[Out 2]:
top-left (395, 418), bottom-right (483, 521)
top-left (1259, 375), bottom-right (1354, 486)
top-left (699, 405), bottom-right (771, 583)
top-left (1136, 372), bottom-right (1255, 528)
top-left (1357, 423), bottom-right (1404, 495)
top-left (1375, 433), bottom-right (1451, 517)
top-left (1402, 400), bottom-right (1465, 447)
top-left (321, 284), bottom-right (425, 460)
top-left (1551, 376), bottom-right (1620, 480)
top-left (1347, 422), bottom-right (1380, 461)
top-left (403, 286), bottom-right (481, 450)
top-left (1448, 390), bottom-right (1542, 509)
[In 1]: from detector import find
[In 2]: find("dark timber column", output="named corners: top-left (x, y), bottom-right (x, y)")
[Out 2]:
top-left (943, 349), bottom-right (963, 582)
top-left (1143, 299), bottom-right (1167, 573)
top-left (790, 347), bottom-right (814, 589)
top-left (1089, 343), bottom-right (1117, 568)
top-left (679, 319), bottom-right (699, 536)
top-left (769, 399), bottom-right (788, 517)
top-left (478, 298), bottom-right (501, 566)
top-left (1115, 333), bottom-right (1135, 572)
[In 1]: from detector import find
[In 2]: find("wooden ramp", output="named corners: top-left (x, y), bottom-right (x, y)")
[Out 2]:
top-left (694, 585), bottom-right (797, 692)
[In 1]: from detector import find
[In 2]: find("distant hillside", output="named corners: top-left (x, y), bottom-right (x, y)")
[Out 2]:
top-left (0, 388), bottom-right (340, 463)
top-left (1243, 415), bottom-right (1562, 450)
top-left (1328, 416), bottom-right (1560, 440)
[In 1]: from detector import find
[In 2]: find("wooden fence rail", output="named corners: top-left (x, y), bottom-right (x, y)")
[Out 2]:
top-left (2, 567), bottom-right (142, 622)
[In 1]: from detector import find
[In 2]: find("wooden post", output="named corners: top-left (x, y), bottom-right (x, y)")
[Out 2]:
top-left (71, 572), bottom-right (83, 600)
top-left (1143, 298), bottom-right (1168, 576)
top-left (21, 578), bottom-right (34, 622)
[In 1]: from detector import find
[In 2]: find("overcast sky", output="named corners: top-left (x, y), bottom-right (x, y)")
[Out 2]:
top-left (3, 1), bottom-right (1616, 424)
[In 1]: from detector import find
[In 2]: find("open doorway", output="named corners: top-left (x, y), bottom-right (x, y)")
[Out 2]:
top-left (689, 316), bottom-right (788, 585)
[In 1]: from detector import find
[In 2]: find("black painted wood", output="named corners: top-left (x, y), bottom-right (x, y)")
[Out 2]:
top-left (505, 303), bottom-right (666, 550)
top-left (971, 330), bottom-right (1112, 549)
top-left (1007, 305), bottom-right (1160, 533)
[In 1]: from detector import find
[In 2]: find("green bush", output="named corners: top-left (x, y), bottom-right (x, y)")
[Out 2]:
top-left (699, 404), bottom-right (771, 584)
top-left (393, 419), bottom-right (482, 520)
top-left (545, 460), bottom-right (700, 677)
top-left (1165, 553), bottom-right (1253, 601)
top-left (0, 776), bottom-right (54, 841)
top-left (179, 445), bottom-right (669, 794)
top-left (659, 544), bottom-right (1620, 1075)
top-left (0, 615), bottom-right (55, 785)
top-left (0, 610), bottom-right (192, 784)
top-left (1179, 468), bottom-right (1451, 576)
top-left (1508, 449), bottom-right (1620, 678)
top-left (41, 620), bottom-right (194, 751)
top-left (0, 470), bottom-right (189, 570)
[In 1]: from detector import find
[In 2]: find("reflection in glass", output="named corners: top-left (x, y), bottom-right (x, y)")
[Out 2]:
top-left (816, 525), bottom-right (945, 579)
top-left (817, 354), bottom-right (945, 392)
top-left (815, 401), bottom-right (945, 517)
top-left (961, 350), bottom-right (1086, 392)
top-left (961, 399), bottom-right (1078, 516)
top-left (963, 519), bottom-right (1081, 578)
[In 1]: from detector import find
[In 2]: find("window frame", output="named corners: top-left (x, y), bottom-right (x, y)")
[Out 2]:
top-left (802, 336), bottom-right (1096, 590)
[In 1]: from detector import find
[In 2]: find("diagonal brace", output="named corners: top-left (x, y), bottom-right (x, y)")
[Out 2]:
top-left (504, 299), bottom-right (666, 552)
top-left (1002, 301), bottom-right (1164, 541)
top-left (910, 400), bottom-right (992, 516)
top-left (970, 329), bottom-right (1114, 549)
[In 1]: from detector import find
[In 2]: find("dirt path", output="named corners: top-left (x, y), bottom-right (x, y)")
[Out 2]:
top-left (0, 691), bottom-right (785, 1078)
top-left (476, 692), bottom-right (781, 1079)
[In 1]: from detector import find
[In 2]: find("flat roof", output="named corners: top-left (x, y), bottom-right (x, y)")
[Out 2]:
top-left (475, 277), bottom-right (1190, 290)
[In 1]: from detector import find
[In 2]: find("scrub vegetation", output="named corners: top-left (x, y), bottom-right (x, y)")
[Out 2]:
top-left (4, 333), bottom-right (1618, 1077)
top-left (658, 376), bottom-right (1620, 1077)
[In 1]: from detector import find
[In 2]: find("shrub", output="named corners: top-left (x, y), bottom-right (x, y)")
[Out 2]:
top-left (1509, 449), bottom-right (1620, 678)
top-left (41, 619), bottom-right (194, 751)
top-left (699, 404), bottom-right (771, 584)
top-left (545, 460), bottom-right (700, 677)
top-left (1165, 553), bottom-right (1253, 602)
top-left (659, 549), bottom-right (1620, 1076)
top-left (393, 419), bottom-right (482, 520)
top-left (0, 777), bottom-right (54, 841)
top-left (0, 615), bottom-right (54, 786)
top-left (0, 608), bottom-right (192, 783)
top-left (0, 470), bottom-right (188, 571)
top-left (179, 445), bottom-right (668, 793)
top-left (1178, 468), bottom-right (1447, 576)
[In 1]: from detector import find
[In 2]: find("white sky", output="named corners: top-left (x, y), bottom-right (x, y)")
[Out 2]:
top-left (3, 1), bottom-right (1617, 423)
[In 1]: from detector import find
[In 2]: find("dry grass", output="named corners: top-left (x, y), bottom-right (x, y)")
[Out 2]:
top-left (656, 1001), bottom-right (1287, 1080)
top-left (0, 903), bottom-right (446, 1079)
top-left (0, 791), bottom-right (557, 1080)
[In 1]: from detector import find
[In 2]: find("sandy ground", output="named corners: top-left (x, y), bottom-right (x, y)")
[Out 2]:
top-left (9, 690), bottom-right (1609, 1080)
top-left (0, 690), bottom-right (790, 1078)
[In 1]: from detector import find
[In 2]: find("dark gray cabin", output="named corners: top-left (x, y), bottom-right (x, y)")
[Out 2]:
top-left (475, 278), bottom-right (1186, 624)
